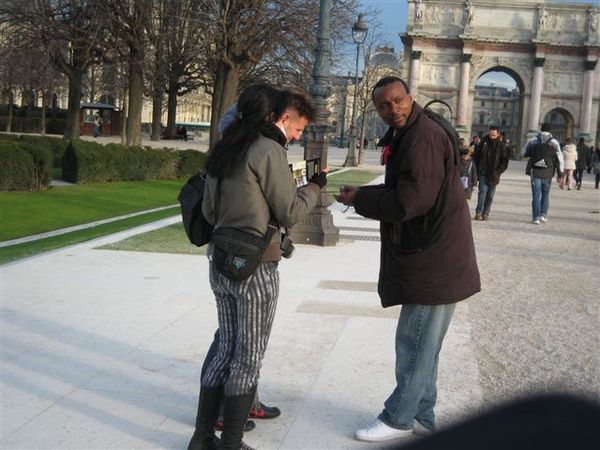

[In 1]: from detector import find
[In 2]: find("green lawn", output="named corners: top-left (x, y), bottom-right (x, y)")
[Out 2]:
top-left (0, 207), bottom-right (180, 265)
top-left (97, 169), bottom-right (381, 255)
top-left (0, 169), bottom-right (381, 263)
top-left (98, 223), bottom-right (205, 255)
top-left (0, 179), bottom-right (185, 241)
top-left (324, 169), bottom-right (381, 204)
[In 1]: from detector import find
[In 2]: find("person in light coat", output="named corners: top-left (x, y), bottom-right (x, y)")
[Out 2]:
top-left (561, 137), bottom-right (578, 190)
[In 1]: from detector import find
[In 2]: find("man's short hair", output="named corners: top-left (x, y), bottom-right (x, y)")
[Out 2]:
top-left (371, 76), bottom-right (410, 102)
top-left (489, 125), bottom-right (500, 132)
top-left (541, 123), bottom-right (552, 132)
top-left (285, 90), bottom-right (316, 121)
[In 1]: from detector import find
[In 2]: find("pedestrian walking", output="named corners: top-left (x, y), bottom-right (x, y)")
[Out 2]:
top-left (93, 111), bottom-right (103, 138)
top-left (472, 125), bottom-right (510, 220)
top-left (459, 146), bottom-right (477, 199)
top-left (561, 137), bottom-right (577, 190)
top-left (592, 146), bottom-right (600, 189)
top-left (523, 123), bottom-right (564, 225)
top-left (574, 137), bottom-right (590, 190)
top-left (335, 76), bottom-right (480, 443)
top-left (187, 85), bottom-right (327, 450)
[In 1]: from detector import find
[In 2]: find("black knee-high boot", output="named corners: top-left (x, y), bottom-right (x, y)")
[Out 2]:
top-left (218, 387), bottom-right (257, 450)
top-left (188, 386), bottom-right (223, 450)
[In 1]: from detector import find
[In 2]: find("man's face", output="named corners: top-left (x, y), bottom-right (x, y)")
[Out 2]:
top-left (488, 129), bottom-right (500, 140)
top-left (276, 110), bottom-right (309, 144)
top-left (373, 81), bottom-right (413, 129)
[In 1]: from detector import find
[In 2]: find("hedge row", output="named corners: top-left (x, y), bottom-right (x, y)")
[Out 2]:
top-left (62, 140), bottom-right (205, 184)
top-left (0, 135), bottom-right (206, 190)
top-left (0, 141), bottom-right (52, 191)
top-left (0, 133), bottom-right (69, 168)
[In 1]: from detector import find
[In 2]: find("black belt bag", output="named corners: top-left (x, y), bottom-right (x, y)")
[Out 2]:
top-left (212, 224), bottom-right (276, 281)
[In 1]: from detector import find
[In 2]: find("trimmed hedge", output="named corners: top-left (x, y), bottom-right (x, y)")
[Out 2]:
top-left (0, 133), bottom-right (68, 168)
top-left (0, 134), bottom-right (206, 190)
top-left (63, 140), bottom-right (204, 184)
top-left (177, 149), bottom-right (207, 179)
top-left (0, 141), bottom-right (52, 191)
top-left (18, 135), bottom-right (69, 168)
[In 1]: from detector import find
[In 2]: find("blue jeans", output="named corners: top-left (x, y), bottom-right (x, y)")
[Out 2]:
top-left (379, 303), bottom-right (456, 431)
top-left (475, 175), bottom-right (496, 216)
top-left (531, 176), bottom-right (551, 220)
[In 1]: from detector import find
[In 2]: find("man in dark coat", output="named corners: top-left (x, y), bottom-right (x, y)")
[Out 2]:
top-left (575, 137), bottom-right (590, 190)
top-left (472, 125), bottom-right (510, 220)
top-left (335, 76), bottom-right (480, 443)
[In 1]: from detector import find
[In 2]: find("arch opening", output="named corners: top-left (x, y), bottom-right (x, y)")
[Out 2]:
top-left (472, 67), bottom-right (524, 152)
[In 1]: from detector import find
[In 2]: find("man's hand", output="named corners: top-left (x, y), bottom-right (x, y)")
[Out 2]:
top-left (334, 185), bottom-right (358, 206)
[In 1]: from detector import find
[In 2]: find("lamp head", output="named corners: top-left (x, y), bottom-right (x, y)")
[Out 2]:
top-left (352, 14), bottom-right (368, 44)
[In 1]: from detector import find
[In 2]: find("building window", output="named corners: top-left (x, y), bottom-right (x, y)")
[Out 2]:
top-left (479, 112), bottom-right (485, 125)
top-left (501, 118), bottom-right (507, 127)
top-left (481, 101), bottom-right (485, 107)
top-left (504, 102), bottom-right (508, 108)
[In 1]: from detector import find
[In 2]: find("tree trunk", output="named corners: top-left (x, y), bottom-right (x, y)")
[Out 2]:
top-left (166, 80), bottom-right (179, 138)
top-left (6, 91), bottom-right (13, 132)
top-left (64, 69), bottom-right (84, 140)
top-left (209, 63), bottom-right (240, 147)
top-left (121, 97), bottom-right (128, 145)
top-left (41, 103), bottom-right (46, 135)
top-left (358, 108), bottom-right (367, 165)
top-left (151, 87), bottom-right (163, 141)
top-left (126, 52), bottom-right (143, 147)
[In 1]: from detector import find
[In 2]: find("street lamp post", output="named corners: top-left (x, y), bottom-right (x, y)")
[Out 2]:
top-left (344, 14), bottom-right (368, 167)
top-left (289, 0), bottom-right (339, 246)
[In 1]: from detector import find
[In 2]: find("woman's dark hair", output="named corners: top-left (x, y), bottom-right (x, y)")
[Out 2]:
top-left (206, 84), bottom-right (289, 178)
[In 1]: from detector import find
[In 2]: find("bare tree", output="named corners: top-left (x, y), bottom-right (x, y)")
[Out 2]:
top-left (0, 1), bottom-right (110, 139)
top-left (97, 0), bottom-right (150, 146)
top-left (195, 0), bottom-right (360, 147)
top-left (163, 0), bottom-right (208, 138)
top-left (0, 29), bottom-right (19, 132)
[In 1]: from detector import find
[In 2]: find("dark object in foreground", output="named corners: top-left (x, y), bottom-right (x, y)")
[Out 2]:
top-left (397, 394), bottom-right (600, 450)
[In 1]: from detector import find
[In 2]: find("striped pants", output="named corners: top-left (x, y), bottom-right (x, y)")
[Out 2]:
top-left (202, 254), bottom-right (279, 396)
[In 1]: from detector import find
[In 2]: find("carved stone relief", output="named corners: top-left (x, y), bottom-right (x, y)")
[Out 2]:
top-left (424, 4), bottom-right (463, 25)
top-left (545, 60), bottom-right (584, 73)
top-left (421, 64), bottom-right (456, 87)
top-left (421, 53), bottom-right (458, 64)
top-left (544, 73), bottom-right (582, 96)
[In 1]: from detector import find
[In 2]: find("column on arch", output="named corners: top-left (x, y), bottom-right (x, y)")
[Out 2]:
top-left (580, 60), bottom-right (597, 137)
top-left (409, 50), bottom-right (422, 98)
top-left (528, 57), bottom-right (545, 132)
top-left (456, 53), bottom-right (472, 130)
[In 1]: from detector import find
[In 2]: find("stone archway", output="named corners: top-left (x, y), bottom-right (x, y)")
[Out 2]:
top-left (543, 108), bottom-right (575, 144)
top-left (400, 0), bottom-right (600, 148)
top-left (471, 66), bottom-right (525, 148)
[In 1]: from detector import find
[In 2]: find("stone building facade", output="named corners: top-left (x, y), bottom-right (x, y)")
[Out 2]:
top-left (401, 0), bottom-right (599, 148)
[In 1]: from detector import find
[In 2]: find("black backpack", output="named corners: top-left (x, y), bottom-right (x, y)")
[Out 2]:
top-left (177, 172), bottom-right (213, 247)
top-left (526, 141), bottom-right (556, 178)
top-left (423, 100), bottom-right (461, 165)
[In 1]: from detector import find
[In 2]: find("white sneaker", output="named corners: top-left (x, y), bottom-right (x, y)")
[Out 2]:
top-left (540, 215), bottom-right (548, 223)
top-left (412, 419), bottom-right (434, 436)
top-left (532, 219), bottom-right (540, 225)
top-left (355, 418), bottom-right (413, 442)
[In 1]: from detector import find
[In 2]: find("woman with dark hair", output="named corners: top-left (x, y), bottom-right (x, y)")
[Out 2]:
top-left (188, 84), bottom-right (326, 450)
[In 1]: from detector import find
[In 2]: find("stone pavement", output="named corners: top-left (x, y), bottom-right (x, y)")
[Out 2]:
top-left (1, 160), bottom-right (599, 449)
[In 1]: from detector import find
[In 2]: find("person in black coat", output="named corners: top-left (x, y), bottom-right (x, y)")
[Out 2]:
top-left (336, 76), bottom-right (480, 443)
